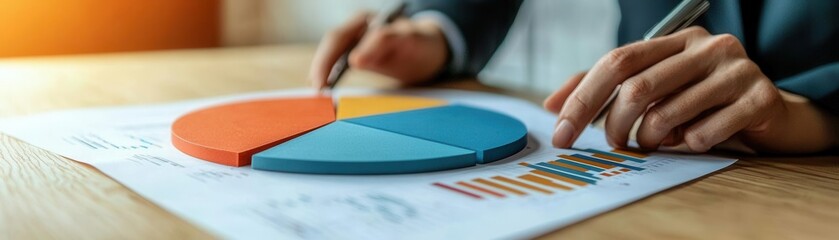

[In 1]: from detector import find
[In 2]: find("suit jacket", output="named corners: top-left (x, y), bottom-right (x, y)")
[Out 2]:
top-left (406, 0), bottom-right (839, 114)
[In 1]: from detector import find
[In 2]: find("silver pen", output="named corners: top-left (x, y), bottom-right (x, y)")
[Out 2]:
top-left (591, 0), bottom-right (709, 124)
top-left (323, 2), bottom-right (407, 90)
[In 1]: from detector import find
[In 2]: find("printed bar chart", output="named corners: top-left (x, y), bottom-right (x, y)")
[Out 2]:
top-left (433, 149), bottom-right (650, 199)
top-left (457, 181), bottom-right (506, 198)
top-left (474, 178), bottom-right (527, 196)
top-left (492, 176), bottom-right (553, 195)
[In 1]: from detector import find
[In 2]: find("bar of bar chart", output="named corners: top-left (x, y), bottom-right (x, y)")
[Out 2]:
top-left (433, 148), bottom-right (649, 199)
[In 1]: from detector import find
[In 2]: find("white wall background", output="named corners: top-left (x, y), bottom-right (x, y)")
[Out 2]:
top-left (224, 0), bottom-right (621, 95)
top-left (223, 0), bottom-right (400, 45)
top-left (480, 0), bottom-right (620, 95)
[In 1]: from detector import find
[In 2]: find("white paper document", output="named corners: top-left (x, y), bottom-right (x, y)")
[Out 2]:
top-left (0, 89), bottom-right (736, 239)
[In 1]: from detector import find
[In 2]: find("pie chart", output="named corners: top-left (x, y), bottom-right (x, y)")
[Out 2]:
top-left (171, 95), bottom-right (528, 174)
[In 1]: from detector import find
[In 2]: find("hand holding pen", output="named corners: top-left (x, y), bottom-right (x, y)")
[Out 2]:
top-left (309, 2), bottom-right (450, 91)
top-left (543, 0), bottom-right (829, 153)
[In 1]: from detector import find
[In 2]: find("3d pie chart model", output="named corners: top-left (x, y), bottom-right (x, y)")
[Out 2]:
top-left (171, 95), bottom-right (528, 174)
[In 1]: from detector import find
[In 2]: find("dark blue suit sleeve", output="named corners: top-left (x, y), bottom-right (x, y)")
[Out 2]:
top-left (406, 0), bottom-right (523, 76)
top-left (775, 62), bottom-right (839, 114)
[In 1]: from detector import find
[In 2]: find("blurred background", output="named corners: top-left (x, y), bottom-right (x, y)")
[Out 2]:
top-left (0, 0), bottom-right (620, 95)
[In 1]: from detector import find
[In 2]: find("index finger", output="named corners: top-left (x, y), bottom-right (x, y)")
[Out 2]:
top-left (552, 32), bottom-right (693, 148)
top-left (309, 12), bottom-right (372, 89)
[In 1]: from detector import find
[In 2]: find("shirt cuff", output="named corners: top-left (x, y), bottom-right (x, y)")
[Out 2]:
top-left (411, 10), bottom-right (467, 75)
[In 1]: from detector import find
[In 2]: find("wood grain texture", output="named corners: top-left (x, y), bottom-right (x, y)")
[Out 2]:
top-left (0, 45), bottom-right (837, 239)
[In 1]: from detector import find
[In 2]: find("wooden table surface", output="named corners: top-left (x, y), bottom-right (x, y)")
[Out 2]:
top-left (1, 45), bottom-right (837, 240)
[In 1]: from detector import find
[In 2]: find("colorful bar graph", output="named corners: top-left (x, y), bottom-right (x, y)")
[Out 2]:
top-left (570, 154), bottom-right (645, 171)
top-left (434, 148), bottom-right (650, 199)
top-left (556, 159), bottom-right (605, 172)
top-left (560, 154), bottom-right (614, 169)
top-left (530, 170), bottom-right (588, 187)
top-left (433, 182), bottom-right (482, 199)
top-left (535, 162), bottom-right (600, 180)
top-left (548, 161), bottom-right (589, 172)
top-left (592, 153), bottom-right (625, 162)
top-left (580, 148), bottom-right (646, 163)
top-left (492, 176), bottom-right (553, 194)
top-left (612, 149), bottom-right (649, 158)
top-left (519, 174), bottom-right (572, 191)
top-left (474, 178), bottom-right (527, 196)
top-left (458, 181), bottom-right (505, 198)
top-left (520, 162), bottom-right (597, 184)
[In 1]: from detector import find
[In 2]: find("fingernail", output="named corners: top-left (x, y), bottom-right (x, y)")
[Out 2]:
top-left (553, 119), bottom-right (576, 148)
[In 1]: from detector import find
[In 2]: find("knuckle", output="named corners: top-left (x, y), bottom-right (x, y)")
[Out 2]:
top-left (637, 117), bottom-right (668, 149)
top-left (567, 93), bottom-right (593, 116)
top-left (739, 98), bottom-right (762, 117)
top-left (644, 107), bottom-right (672, 132)
top-left (621, 78), bottom-right (652, 104)
top-left (749, 83), bottom-right (781, 110)
top-left (724, 59), bottom-right (759, 85)
top-left (710, 34), bottom-right (745, 56)
top-left (601, 48), bottom-right (637, 75)
top-left (730, 58), bottom-right (756, 74)
top-left (762, 87), bottom-right (782, 106)
top-left (686, 26), bottom-right (710, 35)
top-left (713, 34), bottom-right (740, 46)
top-left (684, 130), bottom-right (710, 152)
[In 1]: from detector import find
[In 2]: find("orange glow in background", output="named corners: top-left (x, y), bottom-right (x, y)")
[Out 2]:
top-left (0, 0), bottom-right (220, 58)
